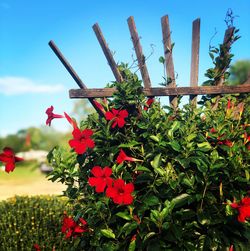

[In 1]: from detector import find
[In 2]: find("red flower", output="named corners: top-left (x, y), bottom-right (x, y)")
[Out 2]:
top-left (116, 149), bottom-right (141, 164)
top-left (105, 108), bottom-right (128, 128)
top-left (219, 139), bottom-right (233, 147)
top-left (88, 166), bottom-right (113, 193)
top-left (0, 147), bottom-right (24, 173)
top-left (230, 197), bottom-right (250, 222)
top-left (69, 128), bottom-right (95, 154)
top-left (210, 128), bottom-right (217, 133)
top-left (144, 98), bottom-right (154, 110)
top-left (45, 106), bottom-right (64, 126)
top-left (61, 215), bottom-right (88, 238)
top-left (106, 179), bottom-right (134, 205)
top-left (64, 112), bottom-right (78, 129)
top-left (33, 244), bottom-right (41, 251)
top-left (229, 245), bottom-right (233, 251)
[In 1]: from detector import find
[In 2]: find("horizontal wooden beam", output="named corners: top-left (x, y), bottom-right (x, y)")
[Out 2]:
top-left (69, 84), bottom-right (250, 98)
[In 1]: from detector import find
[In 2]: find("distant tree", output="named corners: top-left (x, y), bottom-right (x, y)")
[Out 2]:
top-left (71, 99), bottom-right (95, 122)
top-left (227, 60), bottom-right (250, 85)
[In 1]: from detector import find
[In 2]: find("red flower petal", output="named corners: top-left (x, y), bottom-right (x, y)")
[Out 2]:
top-left (123, 194), bottom-right (134, 205)
top-left (117, 118), bottom-right (125, 128)
top-left (103, 167), bottom-right (112, 177)
top-left (91, 166), bottom-right (103, 177)
top-left (105, 111), bottom-right (114, 121)
top-left (112, 108), bottom-right (119, 116)
top-left (82, 129), bottom-right (94, 138)
top-left (3, 147), bottom-right (14, 156)
top-left (85, 138), bottom-right (95, 149)
top-left (124, 183), bottom-right (134, 193)
top-left (119, 109), bottom-right (128, 118)
top-left (106, 187), bottom-right (118, 198)
top-left (64, 112), bottom-right (78, 129)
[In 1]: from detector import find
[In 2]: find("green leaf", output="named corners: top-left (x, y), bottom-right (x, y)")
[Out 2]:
top-left (100, 229), bottom-right (116, 239)
top-left (170, 193), bottom-right (192, 209)
top-left (116, 212), bottom-right (132, 221)
top-left (197, 142), bottom-right (212, 152)
top-left (168, 121), bottom-right (180, 139)
top-left (168, 140), bottom-right (181, 151)
top-left (143, 232), bottom-right (157, 243)
top-left (159, 56), bottom-right (165, 64)
top-left (150, 135), bottom-right (160, 142)
top-left (134, 165), bottom-right (151, 172)
top-left (128, 239), bottom-right (136, 251)
top-left (151, 153), bottom-right (162, 169)
top-left (144, 195), bottom-right (160, 206)
top-left (119, 140), bottom-right (140, 148)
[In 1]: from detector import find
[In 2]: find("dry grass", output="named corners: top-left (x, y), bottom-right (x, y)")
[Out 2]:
top-left (0, 161), bottom-right (66, 200)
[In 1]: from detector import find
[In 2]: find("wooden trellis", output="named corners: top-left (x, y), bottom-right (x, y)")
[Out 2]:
top-left (48, 15), bottom-right (250, 114)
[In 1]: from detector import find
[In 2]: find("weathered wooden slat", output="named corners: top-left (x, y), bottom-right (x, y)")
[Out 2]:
top-left (69, 84), bottom-right (250, 98)
top-left (48, 40), bottom-right (103, 116)
top-left (216, 27), bottom-right (235, 86)
top-left (189, 18), bottom-right (200, 105)
top-left (161, 15), bottom-right (177, 108)
top-left (92, 23), bottom-right (123, 83)
top-left (127, 16), bottom-right (151, 88)
top-left (49, 40), bottom-right (87, 89)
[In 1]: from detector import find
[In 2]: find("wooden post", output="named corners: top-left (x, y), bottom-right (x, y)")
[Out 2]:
top-left (189, 18), bottom-right (200, 105)
top-left (48, 40), bottom-right (104, 116)
top-left (161, 15), bottom-right (178, 109)
top-left (127, 16), bottom-right (151, 88)
top-left (92, 23), bottom-right (123, 83)
top-left (216, 27), bottom-right (235, 86)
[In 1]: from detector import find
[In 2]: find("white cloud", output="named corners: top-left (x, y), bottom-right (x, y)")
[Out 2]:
top-left (0, 76), bottom-right (65, 95)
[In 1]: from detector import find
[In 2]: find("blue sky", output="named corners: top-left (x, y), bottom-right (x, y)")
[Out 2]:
top-left (0, 0), bottom-right (250, 136)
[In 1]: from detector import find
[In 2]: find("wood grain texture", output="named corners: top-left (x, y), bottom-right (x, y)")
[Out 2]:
top-left (189, 18), bottom-right (200, 105)
top-left (161, 15), bottom-right (177, 108)
top-left (216, 27), bottom-right (235, 86)
top-left (127, 16), bottom-right (151, 88)
top-left (69, 85), bottom-right (250, 98)
top-left (92, 23), bottom-right (123, 83)
top-left (49, 40), bottom-right (103, 116)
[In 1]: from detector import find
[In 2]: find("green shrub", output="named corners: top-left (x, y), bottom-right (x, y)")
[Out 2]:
top-left (0, 195), bottom-right (73, 251)
top-left (47, 63), bottom-right (250, 250)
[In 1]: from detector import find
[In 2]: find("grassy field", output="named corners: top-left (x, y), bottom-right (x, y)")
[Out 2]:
top-left (0, 161), bottom-right (66, 200)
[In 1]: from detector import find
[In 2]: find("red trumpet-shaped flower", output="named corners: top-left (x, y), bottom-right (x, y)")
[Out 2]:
top-left (0, 147), bottom-right (24, 173)
top-left (64, 112), bottom-right (78, 129)
top-left (61, 214), bottom-right (88, 238)
top-left (144, 98), bottom-right (154, 111)
top-left (106, 179), bottom-right (134, 205)
top-left (116, 149), bottom-right (141, 164)
top-left (230, 197), bottom-right (250, 222)
top-left (45, 106), bottom-right (64, 126)
top-left (69, 128), bottom-right (95, 155)
top-left (105, 108), bottom-right (128, 128)
top-left (88, 166), bottom-right (113, 193)
top-left (64, 112), bottom-right (95, 154)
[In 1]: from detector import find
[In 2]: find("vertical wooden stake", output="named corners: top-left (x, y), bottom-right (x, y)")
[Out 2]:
top-left (127, 16), bottom-right (151, 88)
top-left (161, 15), bottom-right (177, 109)
top-left (189, 18), bottom-right (200, 105)
top-left (92, 23), bottom-right (123, 83)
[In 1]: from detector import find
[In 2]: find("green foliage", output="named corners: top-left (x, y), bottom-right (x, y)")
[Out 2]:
top-left (203, 28), bottom-right (240, 86)
top-left (228, 60), bottom-right (250, 86)
top-left (0, 195), bottom-right (72, 251)
top-left (0, 126), bottom-right (70, 152)
top-left (48, 65), bottom-right (250, 250)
